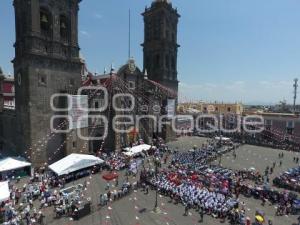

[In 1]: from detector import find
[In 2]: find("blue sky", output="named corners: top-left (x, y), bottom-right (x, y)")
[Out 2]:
top-left (1, 0), bottom-right (300, 104)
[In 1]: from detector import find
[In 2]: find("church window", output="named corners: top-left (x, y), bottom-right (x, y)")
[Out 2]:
top-left (165, 54), bottom-right (169, 68)
top-left (60, 15), bottom-right (69, 42)
top-left (63, 48), bottom-right (67, 56)
top-left (166, 30), bottom-right (170, 41)
top-left (40, 8), bottom-right (52, 37)
top-left (128, 81), bottom-right (135, 90)
top-left (155, 55), bottom-right (160, 68)
top-left (69, 78), bottom-right (75, 87)
top-left (38, 74), bottom-right (47, 86)
top-left (145, 56), bottom-right (150, 70)
top-left (172, 33), bottom-right (175, 42)
top-left (172, 56), bottom-right (175, 70)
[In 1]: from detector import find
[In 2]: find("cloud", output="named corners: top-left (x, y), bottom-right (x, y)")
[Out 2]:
top-left (178, 80), bottom-right (293, 104)
top-left (80, 30), bottom-right (91, 38)
top-left (258, 80), bottom-right (290, 88)
top-left (94, 13), bottom-right (103, 19)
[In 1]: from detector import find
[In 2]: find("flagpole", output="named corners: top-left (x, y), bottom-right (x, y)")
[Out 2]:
top-left (128, 9), bottom-right (131, 59)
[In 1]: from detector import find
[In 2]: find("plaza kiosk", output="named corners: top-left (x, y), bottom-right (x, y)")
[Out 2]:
top-left (49, 153), bottom-right (104, 177)
top-left (0, 157), bottom-right (31, 180)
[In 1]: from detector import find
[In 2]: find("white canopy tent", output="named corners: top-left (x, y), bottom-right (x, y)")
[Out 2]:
top-left (0, 181), bottom-right (10, 202)
top-left (122, 147), bottom-right (131, 152)
top-left (0, 157), bottom-right (31, 173)
top-left (123, 144), bottom-right (155, 157)
top-left (49, 154), bottom-right (104, 176)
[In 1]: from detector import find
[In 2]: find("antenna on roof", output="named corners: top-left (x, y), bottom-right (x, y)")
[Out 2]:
top-left (110, 63), bottom-right (115, 73)
top-left (293, 78), bottom-right (298, 113)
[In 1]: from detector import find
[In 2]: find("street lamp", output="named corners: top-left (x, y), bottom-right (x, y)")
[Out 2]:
top-left (192, 145), bottom-right (197, 160)
top-left (153, 157), bottom-right (161, 213)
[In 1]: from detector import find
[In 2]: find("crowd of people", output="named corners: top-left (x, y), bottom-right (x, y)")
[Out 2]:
top-left (273, 165), bottom-right (300, 192)
top-left (148, 170), bottom-right (237, 218)
top-left (139, 138), bottom-right (300, 224)
top-left (2, 135), bottom-right (300, 225)
top-left (98, 180), bottom-right (137, 207)
top-left (227, 132), bottom-right (300, 152)
top-left (0, 169), bottom-right (96, 225)
top-left (137, 140), bottom-right (249, 223)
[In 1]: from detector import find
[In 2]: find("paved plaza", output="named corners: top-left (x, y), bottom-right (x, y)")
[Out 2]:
top-left (44, 136), bottom-right (300, 225)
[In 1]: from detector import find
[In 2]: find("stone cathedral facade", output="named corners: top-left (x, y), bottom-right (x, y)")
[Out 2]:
top-left (142, 0), bottom-right (180, 93)
top-left (0, 0), bottom-right (179, 167)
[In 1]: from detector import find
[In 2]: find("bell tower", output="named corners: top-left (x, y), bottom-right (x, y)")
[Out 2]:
top-left (13, 0), bottom-right (87, 166)
top-left (142, 0), bottom-right (180, 93)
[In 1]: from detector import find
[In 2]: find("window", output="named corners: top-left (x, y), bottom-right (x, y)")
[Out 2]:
top-left (40, 8), bottom-right (52, 37)
top-left (166, 30), bottom-right (170, 40)
top-left (94, 101), bottom-right (99, 109)
top-left (286, 121), bottom-right (294, 135)
top-left (72, 141), bottom-right (76, 148)
top-left (287, 127), bottom-right (294, 135)
top-left (128, 81), bottom-right (135, 90)
top-left (155, 54), bottom-right (160, 68)
top-left (38, 74), bottom-right (47, 86)
top-left (172, 33), bottom-right (175, 42)
top-left (69, 78), bottom-right (75, 87)
top-left (165, 54), bottom-right (169, 68)
top-left (286, 121), bottom-right (295, 128)
top-left (62, 48), bottom-right (67, 57)
top-left (172, 57), bottom-right (176, 70)
top-left (265, 119), bottom-right (272, 130)
top-left (60, 15), bottom-right (68, 41)
top-left (265, 119), bottom-right (272, 126)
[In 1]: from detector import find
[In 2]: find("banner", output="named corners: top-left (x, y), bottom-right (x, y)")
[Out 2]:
top-left (167, 99), bottom-right (175, 118)
top-left (69, 95), bottom-right (88, 129)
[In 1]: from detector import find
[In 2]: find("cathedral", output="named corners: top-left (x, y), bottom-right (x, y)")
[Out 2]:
top-left (0, 0), bottom-right (180, 167)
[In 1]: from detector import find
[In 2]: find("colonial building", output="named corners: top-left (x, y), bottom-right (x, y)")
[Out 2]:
top-left (249, 112), bottom-right (300, 143)
top-left (178, 102), bottom-right (244, 115)
top-left (2, 75), bottom-right (15, 109)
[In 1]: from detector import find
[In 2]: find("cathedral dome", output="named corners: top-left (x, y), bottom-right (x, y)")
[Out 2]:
top-left (117, 58), bottom-right (142, 76)
top-left (154, 0), bottom-right (170, 3)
